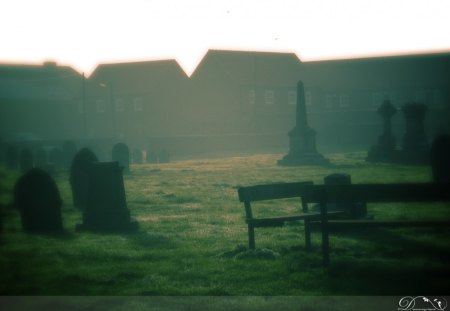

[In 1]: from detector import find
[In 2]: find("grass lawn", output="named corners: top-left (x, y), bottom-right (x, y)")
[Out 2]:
top-left (1, 151), bottom-right (449, 299)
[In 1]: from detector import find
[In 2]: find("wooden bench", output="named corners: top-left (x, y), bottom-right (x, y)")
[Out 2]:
top-left (237, 181), bottom-right (344, 249)
top-left (302, 182), bottom-right (450, 267)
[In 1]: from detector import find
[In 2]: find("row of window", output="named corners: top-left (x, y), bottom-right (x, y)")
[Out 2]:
top-left (248, 90), bottom-right (312, 106)
top-left (247, 89), bottom-right (444, 109)
top-left (79, 89), bottom-right (445, 113)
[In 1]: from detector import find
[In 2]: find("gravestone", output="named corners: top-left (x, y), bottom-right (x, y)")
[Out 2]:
top-left (132, 148), bottom-right (143, 164)
top-left (19, 149), bottom-right (34, 173)
top-left (34, 147), bottom-right (48, 169)
top-left (367, 100), bottom-right (397, 162)
top-left (76, 161), bottom-right (138, 232)
top-left (5, 144), bottom-right (18, 170)
top-left (278, 80), bottom-right (329, 166)
top-left (323, 173), bottom-right (367, 219)
top-left (112, 143), bottom-right (130, 172)
top-left (62, 141), bottom-right (77, 170)
top-left (399, 102), bottom-right (429, 163)
top-left (147, 150), bottom-right (158, 163)
top-left (13, 168), bottom-right (63, 233)
top-left (158, 149), bottom-right (170, 163)
top-left (430, 134), bottom-right (450, 183)
top-left (49, 148), bottom-right (64, 170)
top-left (70, 148), bottom-right (98, 210)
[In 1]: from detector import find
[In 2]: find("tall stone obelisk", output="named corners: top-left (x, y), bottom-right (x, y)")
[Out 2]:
top-left (278, 80), bottom-right (329, 166)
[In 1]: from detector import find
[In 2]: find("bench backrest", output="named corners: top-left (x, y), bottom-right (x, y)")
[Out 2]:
top-left (238, 181), bottom-right (314, 202)
top-left (302, 183), bottom-right (450, 204)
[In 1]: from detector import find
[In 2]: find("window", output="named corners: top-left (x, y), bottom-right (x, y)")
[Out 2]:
top-left (264, 90), bottom-right (274, 105)
top-left (325, 94), bottom-right (338, 109)
top-left (96, 99), bottom-right (105, 113)
top-left (115, 98), bottom-right (125, 112)
top-left (249, 89), bottom-right (256, 105)
top-left (288, 91), bottom-right (296, 105)
top-left (133, 97), bottom-right (143, 111)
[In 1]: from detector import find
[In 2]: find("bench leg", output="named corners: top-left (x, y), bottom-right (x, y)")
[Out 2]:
top-left (248, 225), bottom-right (255, 249)
top-left (320, 199), bottom-right (330, 268)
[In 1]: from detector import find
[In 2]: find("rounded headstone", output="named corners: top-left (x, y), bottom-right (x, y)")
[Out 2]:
top-left (13, 168), bottom-right (63, 233)
top-left (70, 148), bottom-right (98, 209)
top-left (324, 173), bottom-right (351, 185)
top-left (323, 173), bottom-right (366, 219)
top-left (77, 161), bottom-right (138, 232)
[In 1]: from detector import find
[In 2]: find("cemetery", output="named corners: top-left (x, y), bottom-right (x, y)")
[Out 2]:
top-left (0, 75), bottom-right (450, 305)
top-left (0, 146), bottom-right (449, 298)
top-left (1, 54), bottom-right (449, 309)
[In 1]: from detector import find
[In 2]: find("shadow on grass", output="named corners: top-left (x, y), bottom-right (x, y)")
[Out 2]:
top-left (124, 230), bottom-right (177, 249)
top-left (326, 259), bottom-right (450, 295)
top-left (324, 228), bottom-right (450, 295)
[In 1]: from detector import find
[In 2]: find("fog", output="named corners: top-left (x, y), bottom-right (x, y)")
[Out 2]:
top-left (1, 51), bottom-right (449, 162)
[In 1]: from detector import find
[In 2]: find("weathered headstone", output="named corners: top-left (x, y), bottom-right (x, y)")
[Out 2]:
top-left (430, 134), bottom-right (450, 183)
top-left (278, 80), bottom-right (329, 166)
top-left (5, 144), bottom-right (18, 170)
top-left (146, 150), bottom-right (158, 163)
top-left (76, 161), bottom-right (138, 232)
top-left (13, 168), bottom-right (63, 233)
top-left (19, 149), bottom-right (34, 173)
top-left (132, 148), bottom-right (143, 164)
top-left (62, 141), bottom-right (77, 170)
top-left (367, 100), bottom-right (397, 162)
top-left (158, 149), bottom-right (170, 163)
top-left (322, 173), bottom-right (367, 219)
top-left (70, 148), bottom-right (98, 210)
top-left (112, 143), bottom-right (130, 172)
top-left (399, 102), bottom-right (429, 163)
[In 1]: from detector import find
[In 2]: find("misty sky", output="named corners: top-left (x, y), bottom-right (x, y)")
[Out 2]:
top-left (1, 0), bottom-right (449, 75)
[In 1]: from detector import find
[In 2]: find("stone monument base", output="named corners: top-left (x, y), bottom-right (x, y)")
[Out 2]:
top-left (277, 152), bottom-right (329, 166)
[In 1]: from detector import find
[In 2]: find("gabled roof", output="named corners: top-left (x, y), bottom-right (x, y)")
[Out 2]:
top-left (0, 62), bottom-right (82, 101)
top-left (88, 59), bottom-right (189, 92)
top-left (190, 49), bottom-right (303, 86)
top-left (300, 52), bottom-right (450, 90)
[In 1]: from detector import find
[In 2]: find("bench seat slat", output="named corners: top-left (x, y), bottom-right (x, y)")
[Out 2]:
top-left (308, 219), bottom-right (450, 231)
top-left (303, 183), bottom-right (450, 203)
top-left (238, 181), bottom-right (313, 202)
top-left (247, 211), bottom-right (344, 228)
